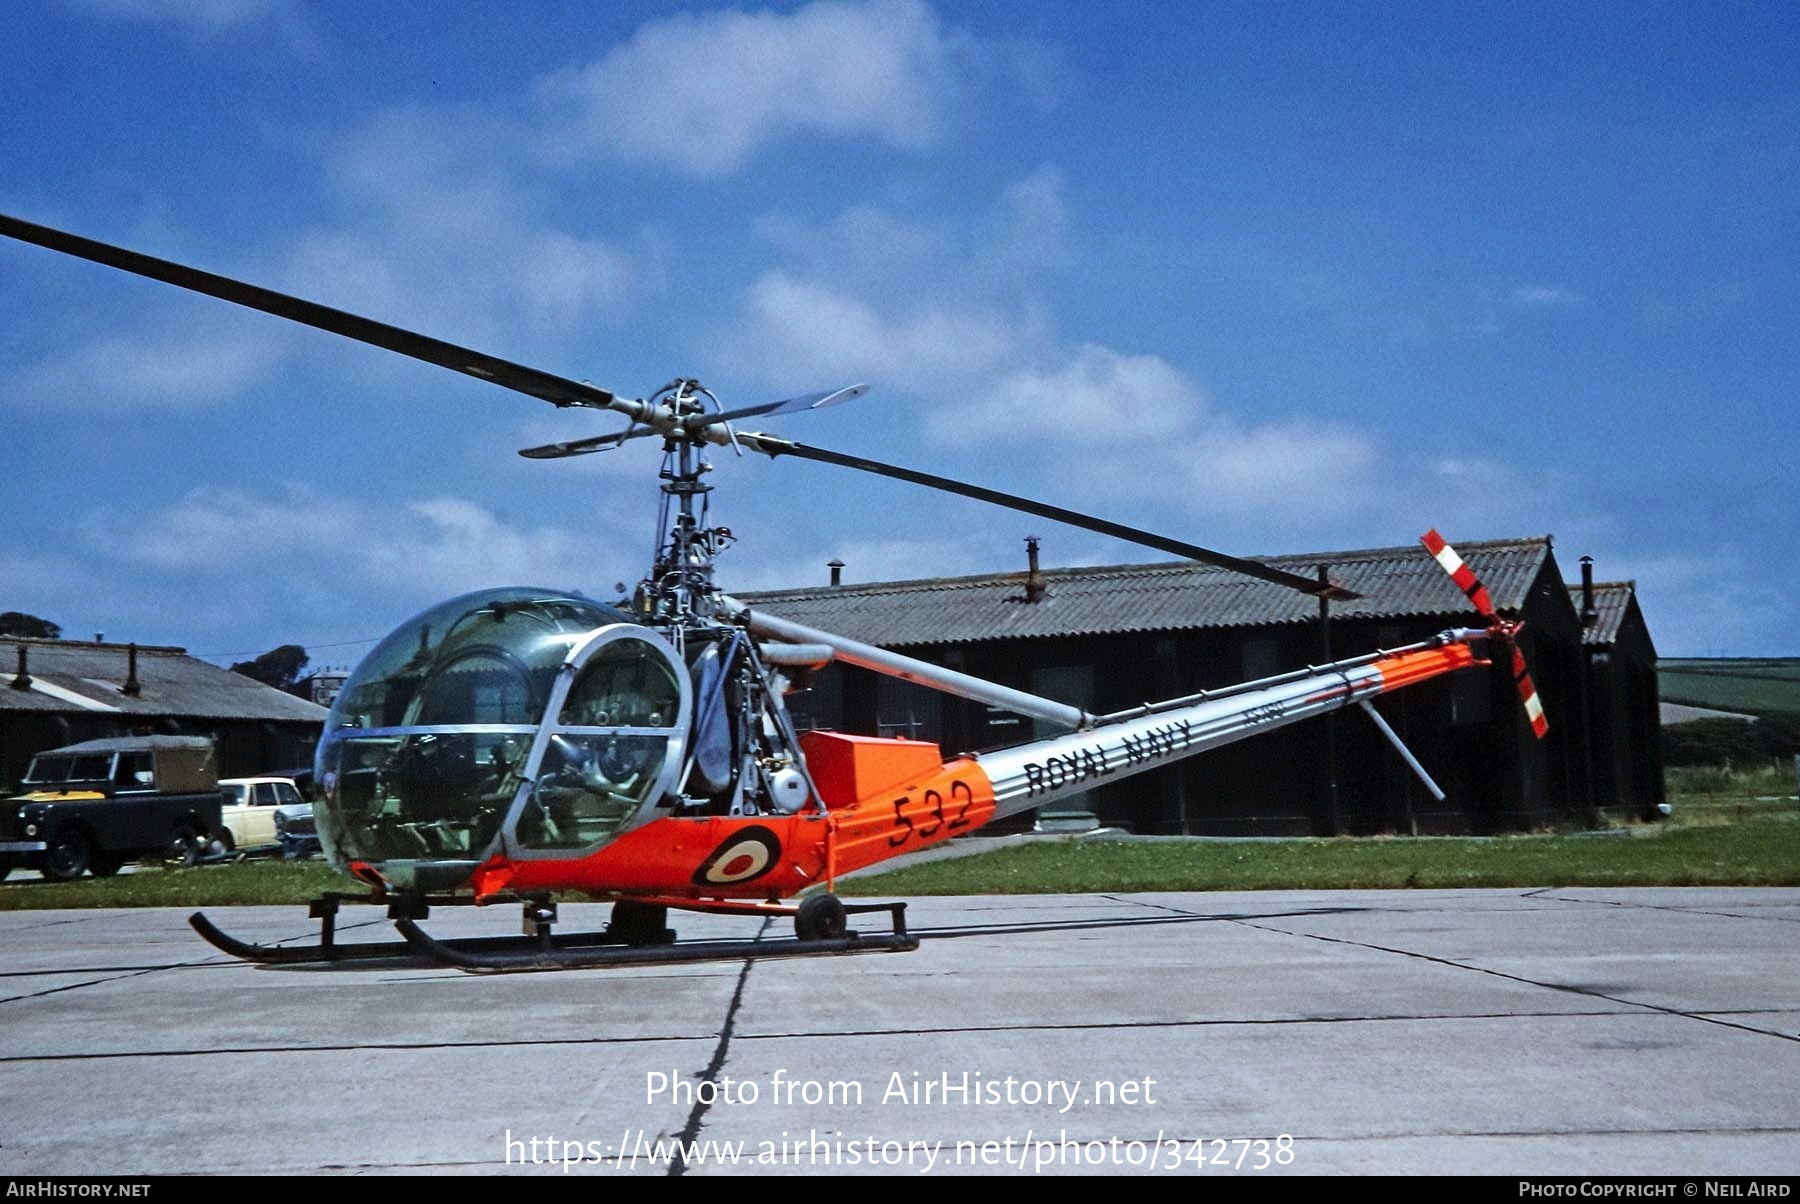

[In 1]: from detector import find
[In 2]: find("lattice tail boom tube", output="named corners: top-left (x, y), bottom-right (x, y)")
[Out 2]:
top-left (973, 634), bottom-right (1485, 822)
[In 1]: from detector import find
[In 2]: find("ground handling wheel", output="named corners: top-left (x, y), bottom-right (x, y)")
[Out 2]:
top-left (795, 893), bottom-right (849, 941)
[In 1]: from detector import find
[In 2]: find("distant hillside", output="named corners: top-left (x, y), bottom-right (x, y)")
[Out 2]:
top-left (1658, 658), bottom-right (1800, 716)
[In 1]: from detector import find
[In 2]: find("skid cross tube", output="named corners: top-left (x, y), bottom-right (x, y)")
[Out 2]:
top-left (395, 916), bottom-right (917, 973)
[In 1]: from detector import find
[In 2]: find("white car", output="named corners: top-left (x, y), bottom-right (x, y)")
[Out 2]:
top-left (216, 777), bottom-right (307, 852)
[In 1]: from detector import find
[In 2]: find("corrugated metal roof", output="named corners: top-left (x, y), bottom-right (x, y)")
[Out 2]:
top-left (1573, 581), bottom-right (1635, 646)
top-left (0, 640), bottom-right (330, 722)
top-left (737, 536), bottom-right (1553, 647)
top-left (51, 735), bottom-right (216, 754)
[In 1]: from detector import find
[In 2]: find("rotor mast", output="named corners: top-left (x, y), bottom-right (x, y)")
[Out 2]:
top-left (641, 380), bottom-right (733, 625)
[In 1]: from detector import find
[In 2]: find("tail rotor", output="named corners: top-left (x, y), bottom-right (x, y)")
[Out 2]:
top-left (1421, 529), bottom-right (1548, 739)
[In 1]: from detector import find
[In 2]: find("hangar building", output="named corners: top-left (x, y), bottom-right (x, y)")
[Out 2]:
top-left (2, 637), bottom-right (328, 791)
top-left (740, 535), bottom-right (1663, 836)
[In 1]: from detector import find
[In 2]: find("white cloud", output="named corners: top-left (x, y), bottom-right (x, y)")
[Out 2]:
top-left (726, 270), bottom-right (1029, 390)
top-left (61, 0), bottom-right (320, 53)
top-left (753, 206), bottom-right (953, 290)
top-left (717, 166), bottom-right (1073, 394)
top-left (64, 0), bottom-right (293, 32)
top-left (709, 169), bottom-right (1637, 583)
top-left (8, 103), bottom-right (644, 416)
top-left (1601, 547), bottom-right (1791, 658)
top-left (285, 106), bottom-right (635, 348)
top-left (90, 485), bottom-right (608, 602)
top-left (718, 173), bottom-right (1397, 539)
top-left (0, 550), bottom-right (100, 622)
top-left (369, 497), bottom-right (595, 598)
top-left (976, 164), bottom-right (1074, 282)
top-left (915, 339), bottom-right (1387, 526)
top-left (749, 163), bottom-right (1070, 301)
top-left (92, 485), bottom-right (361, 570)
top-left (1509, 284), bottom-right (1582, 306)
top-left (1051, 407), bottom-right (1385, 534)
top-left (14, 319), bottom-right (291, 411)
top-left (51, 484), bottom-right (645, 655)
top-left (1183, 421), bottom-right (1380, 513)
top-left (533, 0), bottom-right (1042, 177)
top-left (942, 344), bottom-right (1200, 445)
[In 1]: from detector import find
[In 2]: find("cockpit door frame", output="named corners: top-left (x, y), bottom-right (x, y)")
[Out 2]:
top-left (499, 623), bottom-right (693, 860)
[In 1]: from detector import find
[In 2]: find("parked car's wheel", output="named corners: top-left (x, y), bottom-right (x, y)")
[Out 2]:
top-left (88, 853), bottom-right (126, 878)
top-left (164, 825), bottom-right (204, 868)
top-left (0, 862), bottom-right (12, 883)
top-left (213, 828), bottom-right (236, 854)
top-left (43, 828), bottom-right (93, 882)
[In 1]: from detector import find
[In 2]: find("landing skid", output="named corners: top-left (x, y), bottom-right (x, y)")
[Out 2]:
top-left (189, 892), bottom-right (917, 973)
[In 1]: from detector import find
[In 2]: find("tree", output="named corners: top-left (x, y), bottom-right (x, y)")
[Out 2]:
top-left (231, 644), bottom-right (310, 690)
top-left (1662, 711), bottom-right (1800, 766)
top-left (0, 611), bottom-right (61, 639)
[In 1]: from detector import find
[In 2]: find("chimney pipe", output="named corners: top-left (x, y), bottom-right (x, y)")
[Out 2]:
top-left (1024, 536), bottom-right (1047, 603)
top-left (121, 642), bottom-right (142, 697)
top-left (828, 558), bottom-right (845, 587)
top-left (1579, 556), bottom-right (1597, 626)
top-left (11, 646), bottom-right (30, 690)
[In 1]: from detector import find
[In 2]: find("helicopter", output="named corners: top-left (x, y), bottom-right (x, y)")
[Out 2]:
top-left (0, 212), bottom-right (1545, 972)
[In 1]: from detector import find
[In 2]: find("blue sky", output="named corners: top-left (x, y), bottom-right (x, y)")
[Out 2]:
top-left (3, 0), bottom-right (1796, 670)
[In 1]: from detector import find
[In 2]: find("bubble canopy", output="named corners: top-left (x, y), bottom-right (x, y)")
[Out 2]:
top-left (315, 587), bottom-right (691, 891)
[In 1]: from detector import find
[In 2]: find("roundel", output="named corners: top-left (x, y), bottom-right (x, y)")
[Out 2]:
top-left (692, 826), bottom-right (784, 887)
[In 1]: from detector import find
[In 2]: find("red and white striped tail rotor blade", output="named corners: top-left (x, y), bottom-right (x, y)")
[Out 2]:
top-left (1421, 528), bottom-right (1497, 618)
top-left (1511, 644), bottom-right (1549, 739)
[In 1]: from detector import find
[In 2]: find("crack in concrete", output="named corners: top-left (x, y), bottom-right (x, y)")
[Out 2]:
top-left (1526, 889), bottom-right (1800, 924)
top-left (1113, 895), bottom-right (1799, 1045)
top-left (665, 918), bottom-right (769, 1177)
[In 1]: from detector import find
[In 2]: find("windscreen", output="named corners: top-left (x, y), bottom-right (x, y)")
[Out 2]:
top-left (22, 757), bottom-right (74, 785)
top-left (23, 755), bottom-right (109, 785)
top-left (314, 587), bottom-right (626, 880)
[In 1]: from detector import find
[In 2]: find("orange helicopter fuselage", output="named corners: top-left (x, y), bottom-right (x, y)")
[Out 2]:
top-left (463, 730), bottom-right (998, 904)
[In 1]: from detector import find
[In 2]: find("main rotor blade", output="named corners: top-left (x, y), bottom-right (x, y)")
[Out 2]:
top-left (735, 432), bottom-right (1360, 600)
top-left (518, 429), bottom-right (643, 459)
top-left (0, 212), bottom-right (622, 413)
top-left (686, 383), bottom-right (870, 431)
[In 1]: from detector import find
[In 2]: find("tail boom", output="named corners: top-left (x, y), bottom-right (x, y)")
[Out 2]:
top-left (971, 632), bottom-right (1486, 823)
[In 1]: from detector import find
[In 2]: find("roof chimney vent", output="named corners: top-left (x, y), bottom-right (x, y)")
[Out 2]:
top-left (1024, 536), bottom-right (1047, 604)
top-left (828, 558), bottom-right (845, 587)
top-left (11, 646), bottom-right (31, 690)
top-left (1579, 556), bottom-right (1598, 627)
top-left (121, 642), bottom-right (142, 697)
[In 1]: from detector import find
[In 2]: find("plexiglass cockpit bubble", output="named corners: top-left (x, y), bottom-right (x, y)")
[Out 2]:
top-left (313, 587), bottom-right (687, 891)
